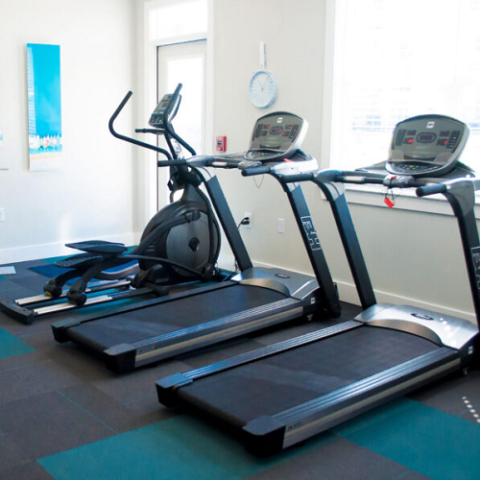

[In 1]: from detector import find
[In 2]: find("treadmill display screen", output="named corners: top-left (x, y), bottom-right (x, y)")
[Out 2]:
top-left (392, 117), bottom-right (466, 163)
top-left (250, 113), bottom-right (304, 153)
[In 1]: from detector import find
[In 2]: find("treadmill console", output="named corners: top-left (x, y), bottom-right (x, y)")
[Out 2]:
top-left (244, 112), bottom-right (308, 162)
top-left (386, 114), bottom-right (469, 177)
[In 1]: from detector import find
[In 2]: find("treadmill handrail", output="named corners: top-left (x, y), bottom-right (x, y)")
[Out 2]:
top-left (309, 169), bottom-right (480, 331)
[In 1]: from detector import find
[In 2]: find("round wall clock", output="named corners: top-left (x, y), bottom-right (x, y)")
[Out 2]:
top-left (248, 70), bottom-right (278, 109)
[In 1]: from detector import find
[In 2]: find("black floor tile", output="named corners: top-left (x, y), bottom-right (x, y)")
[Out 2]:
top-left (0, 435), bottom-right (30, 474)
top-left (92, 358), bottom-right (190, 404)
top-left (60, 383), bottom-right (174, 434)
top-left (0, 359), bottom-right (81, 405)
top-left (245, 437), bottom-right (413, 480)
top-left (0, 461), bottom-right (55, 480)
top-left (409, 369), bottom-right (480, 416)
top-left (0, 391), bottom-right (115, 458)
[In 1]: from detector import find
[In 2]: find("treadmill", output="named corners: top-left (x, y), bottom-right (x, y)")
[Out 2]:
top-left (156, 114), bottom-right (480, 456)
top-left (50, 112), bottom-right (345, 373)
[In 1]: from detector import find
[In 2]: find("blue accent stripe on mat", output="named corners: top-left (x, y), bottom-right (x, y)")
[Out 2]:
top-left (44, 255), bottom-right (70, 265)
top-left (76, 296), bottom-right (146, 316)
top-left (0, 328), bottom-right (35, 360)
top-left (38, 415), bottom-right (334, 480)
top-left (334, 397), bottom-right (480, 480)
top-left (31, 261), bottom-right (138, 279)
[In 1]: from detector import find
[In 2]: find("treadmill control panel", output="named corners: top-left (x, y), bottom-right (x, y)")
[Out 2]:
top-left (244, 112), bottom-right (308, 162)
top-left (386, 115), bottom-right (469, 177)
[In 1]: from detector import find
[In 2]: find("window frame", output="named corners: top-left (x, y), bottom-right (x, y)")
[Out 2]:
top-left (323, 0), bottom-right (480, 219)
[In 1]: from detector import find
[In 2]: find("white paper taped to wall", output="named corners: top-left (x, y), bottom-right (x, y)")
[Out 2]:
top-left (0, 267), bottom-right (16, 275)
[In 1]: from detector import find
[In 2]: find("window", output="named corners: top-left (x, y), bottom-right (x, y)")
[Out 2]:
top-left (149, 0), bottom-right (207, 42)
top-left (330, 0), bottom-right (480, 171)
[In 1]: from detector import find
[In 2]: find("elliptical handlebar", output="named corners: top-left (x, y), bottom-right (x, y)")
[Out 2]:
top-left (108, 91), bottom-right (173, 160)
top-left (162, 83), bottom-right (197, 158)
top-left (157, 155), bottom-right (217, 169)
top-left (157, 159), bottom-right (188, 167)
top-left (163, 83), bottom-right (182, 128)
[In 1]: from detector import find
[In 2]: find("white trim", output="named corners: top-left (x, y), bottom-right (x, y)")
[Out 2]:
top-left (141, 0), bottom-right (213, 226)
top-left (341, 184), bottom-right (480, 219)
top-left (218, 254), bottom-right (477, 325)
top-left (149, 32), bottom-right (207, 48)
top-left (321, 0), bottom-right (336, 169)
top-left (205, 0), bottom-right (214, 155)
top-left (0, 232), bottom-right (141, 265)
top-left (337, 279), bottom-right (476, 325)
top-left (142, 1), bottom-right (159, 226)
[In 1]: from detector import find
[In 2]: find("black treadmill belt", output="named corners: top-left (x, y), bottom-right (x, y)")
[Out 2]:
top-left (68, 285), bottom-right (287, 348)
top-left (178, 326), bottom-right (442, 425)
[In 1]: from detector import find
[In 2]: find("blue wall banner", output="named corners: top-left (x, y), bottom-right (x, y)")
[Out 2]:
top-left (26, 43), bottom-right (62, 171)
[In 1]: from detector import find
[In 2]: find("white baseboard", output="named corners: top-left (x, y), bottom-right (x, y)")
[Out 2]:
top-left (220, 255), bottom-right (477, 325)
top-left (335, 279), bottom-right (476, 324)
top-left (0, 232), bottom-right (139, 265)
top-left (2, 245), bottom-right (475, 325)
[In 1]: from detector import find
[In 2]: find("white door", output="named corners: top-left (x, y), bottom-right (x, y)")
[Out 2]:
top-left (157, 40), bottom-right (207, 207)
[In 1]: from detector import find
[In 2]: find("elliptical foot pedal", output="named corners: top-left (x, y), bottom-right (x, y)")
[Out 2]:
top-left (66, 240), bottom-right (128, 255)
top-left (55, 254), bottom-right (104, 269)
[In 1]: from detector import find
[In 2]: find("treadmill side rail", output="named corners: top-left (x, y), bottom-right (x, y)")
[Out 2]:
top-left (105, 297), bottom-right (306, 372)
top-left (243, 347), bottom-right (460, 455)
top-left (162, 320), bottom-right (360, 382)
top-left (51, 281), bottom-right (238, 342)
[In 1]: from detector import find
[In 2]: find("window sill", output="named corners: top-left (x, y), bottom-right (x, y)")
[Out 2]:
top-left (342, 184), bottom-right (480, 219)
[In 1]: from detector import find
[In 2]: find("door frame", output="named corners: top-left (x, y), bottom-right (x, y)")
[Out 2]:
top-left (156, 38), bottom-right (207, 207)
top-left (140, 0), bottom-right (214, 228)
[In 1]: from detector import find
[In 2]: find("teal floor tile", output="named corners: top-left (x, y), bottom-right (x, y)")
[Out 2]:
top-left (38, 415), bottom-right (335, 480)
top-left (335, 397), bottom-right (480, 480)
top-left (0, 328), bottom-right (35, 360)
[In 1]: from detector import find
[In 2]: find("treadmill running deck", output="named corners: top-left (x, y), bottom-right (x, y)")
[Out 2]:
top-left (176, 325), bottom-right (444, 425)
top-left (67, 284), bottom-right (287, 348)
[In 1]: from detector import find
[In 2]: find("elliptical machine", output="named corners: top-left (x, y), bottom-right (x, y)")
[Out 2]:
top-left (1, 84), bottom-right (221, 324)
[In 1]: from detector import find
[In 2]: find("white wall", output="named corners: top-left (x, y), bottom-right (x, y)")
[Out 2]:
top-left (1, 0), bottom-right (475, 323)
top-left (0, 0), bottom-right (137, 263)
top-left (211, 0), bottom-right (477, 323)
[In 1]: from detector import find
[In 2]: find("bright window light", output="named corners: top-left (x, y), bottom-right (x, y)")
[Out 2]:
top-left (149, 0), bottom-right (207, 42)
top-left (330, 0), bottom-right (480, 171)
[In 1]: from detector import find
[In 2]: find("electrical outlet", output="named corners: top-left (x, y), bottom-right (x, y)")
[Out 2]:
top-left (244, 212), bottom-right (252, 229)
top-left (277, 218), bottom-right (285, 234)
top-left (0, 207), bottom-right (5, 222)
